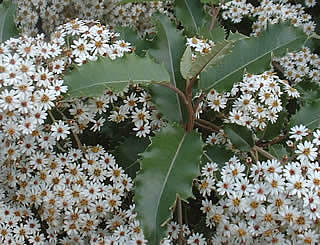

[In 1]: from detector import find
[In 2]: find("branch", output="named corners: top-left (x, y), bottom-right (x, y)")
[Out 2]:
top-left (253, 145), bottom-right (278, 161)
top-left (196, 118), bottom-right (221, 131)
top-left (177, 196), bottom-right (184, 245)
top-left (156, 82), bottom-right (195, 132)
top-left (209, 5), bottom-right (221, 32)
top-left (256, 135), bottom-right (287, 147)
top-left (55, 109), bottom-right (86, 153)
top-left (195, 121), bottom-right (219, 133)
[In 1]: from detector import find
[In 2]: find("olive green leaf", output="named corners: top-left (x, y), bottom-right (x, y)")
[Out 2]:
top-left (135, 124), bottom-right (203, 244)
top-left (224, 124), bottom-right (254, 152)
top-left (0, 0), bottom-right (19, 43)
top-left (64, 53), bottom-right (170, 98)
top-left (200, 23), bottom-right (307, 92)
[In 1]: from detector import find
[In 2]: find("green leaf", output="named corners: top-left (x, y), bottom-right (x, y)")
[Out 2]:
top-left (200, 0), bottom-right (220, 4)
top-left (149, 13), bottom-right (187, 123)
top-left (200, 23), bottom-right (307, 92)
top-left (64, 53), bottom-right (170, 98)
top-left (187, 40), bottom-right (234, 80)
top-left (290, 100), bottom-right (320, 130)
top-left (296, 80), bottom-right (320, 103)
top-left (0, 0), bottom-right (19, 43)
top-left (228, 31), bottom-right (247, 41)
top-left (113, 135), bottom-right (151, 178)
top-left (174, 0), bottom-right (205, 36)
top-left (199, 15), bottom-right (226, 42)
top-left (202, 144), bottom-right (234, 168)
top-left (120, 0), bottom-right (163, 3)
top-left (268, 144), bottom-right (288, 160)
top-left (135, 124), bottom-right (203, 244)
top-left (180, 46), bottom-right (193, 79)
top-left (224, 124), bottom-right (254, 151)
top-left (115, 26), bottom-right (152, 57)
top-left (262, 111), bottom-right (287, 141)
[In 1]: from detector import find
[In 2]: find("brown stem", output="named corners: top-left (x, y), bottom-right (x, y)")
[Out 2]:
top-left (209, 5), bottom-right (221, 32)
top-left (48, 111), bottom-right (66, 152)
top-left (156, 82), bottom-right (195, 132)
top-left (177, 196), bottom-right (184, 245)
top-left (155, 82), bottom-right (189, 108)
top-left (195, 121), bottom-right (219, 133)
top-left (55, 109), bottom-right (86, 152)
top-left (196, 118), bottom-right (221, 131)
top-left (253, 145), bottom-right (278, 161)
top-left (194, 92), bottom-right (206, 114)
top-left (256, 135), bottom-right (287, 147)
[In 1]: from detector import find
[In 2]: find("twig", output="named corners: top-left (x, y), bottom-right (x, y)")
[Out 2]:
top-left (156, 82), bottom-right (195, 132)
top-left (155, 82), bottom-right (188, 106)
top-left (48, 110), bottom-right (56, 123)
top-left (196, 118), bottom-right (221, 131)
top-left (177, 196), bottom-right (184, 245)
top-left (55, 109), bottom-right (86, 153)
top-left (195, 121), bottom-right (219, 133)
top-left (271, 60), bottom-right (285, 75)
top-left (256, 135), bottom-right (287, 147)
top-left (253, 145), bottom-right (278, 161)
top-left (194, 92), bottom-right (206, 114)
top-left (209, 5), bottom-right (221, 32)
top-left (48, 111), bottom-right (66, 152)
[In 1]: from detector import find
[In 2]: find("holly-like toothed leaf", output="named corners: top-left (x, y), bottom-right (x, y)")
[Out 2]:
top-left (200, 23), bottom-right (308, 92)
top-left (289, 100), bottom-right (320, 130)
top-left (135, 124), bottom-right (204, 244)
top-left (174, 0), bottom-right (205, 36)
top-left (269, 144), bottom-right (288, 161)
top-left (262, 111), bottom-right (287, 141)
top-left (0, 0), bottom-right (19, 43)
top-left (296, 80), bottom-right (320, 104)
top-left (200, 0), bottom-right (220, 4)
top-left (228, 31), bottom-right (247, 41)
top-left (180, 46), bottom-right (193, 80)
top-left (202, 144), bottom-right (234, 169)
top-left (120, 0), bottom-right (164, 3)
top-left (113, 135), bottom-right (151, 178)
top-left (149, 13), bottom-right (187, 123)
top-left (115, 26), bottom-right (152, 57)
top-left (199, 15), bottom-right (226, 42)
top-left (186, 40), bottom-right (234, 80)
top-left (224, 124), bottom-right (254, 152)
top-left (64, 53), bottom-right (170, 98)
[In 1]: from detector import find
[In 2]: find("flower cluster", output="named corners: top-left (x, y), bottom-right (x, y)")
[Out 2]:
top-left (195, 131), bottom-right (320, 244)
top-left (0, 19), bottom-right (159, 244)
top-left (221, 0), bottom-right (316, 36)
top-left (13, 0), bottom-right (171, 37)
top-left (275, 46), bottom-right (320, 84)
top-left (186, 37), bottom-right (215, 57)
top-left (202, 71), bottom-right (300, 132)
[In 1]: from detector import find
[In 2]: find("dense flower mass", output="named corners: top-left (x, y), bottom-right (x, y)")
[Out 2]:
top-left (166, 126), bottom-right (320, 244)
top-left (0, 19), bottom-right (164, 244)
top-left (0, 0), bottom-right (319, 243)
top-left (13, 0), bottom-right (172, 37)
top-left (221, 0), bottom-right (317, 36)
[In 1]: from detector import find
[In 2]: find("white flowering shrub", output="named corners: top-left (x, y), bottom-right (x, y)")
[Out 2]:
top-left (0, 0), bottom-right (319, 244)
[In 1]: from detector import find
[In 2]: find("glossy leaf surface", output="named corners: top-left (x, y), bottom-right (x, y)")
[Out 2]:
top-left (200, 23), bottom-right (307, 92)
top-left (0, 0), bottom-right (19, 42)
top-left (290, 100), bottom-right (320, 130)
top-left (149, 14), bottom-right (187, 122)
top-left (135, 124), bottom-right (203, 244)
top-left (203, 144), bottom-right (234, 168)
top-left (224, 124), bottom-right (254, 152)
top-left (174, 0), bottom-right (205, 35)
top-left (188, 40), bottom-right (234, 80)
top-left (64, 53), bottom-right (170, 97)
